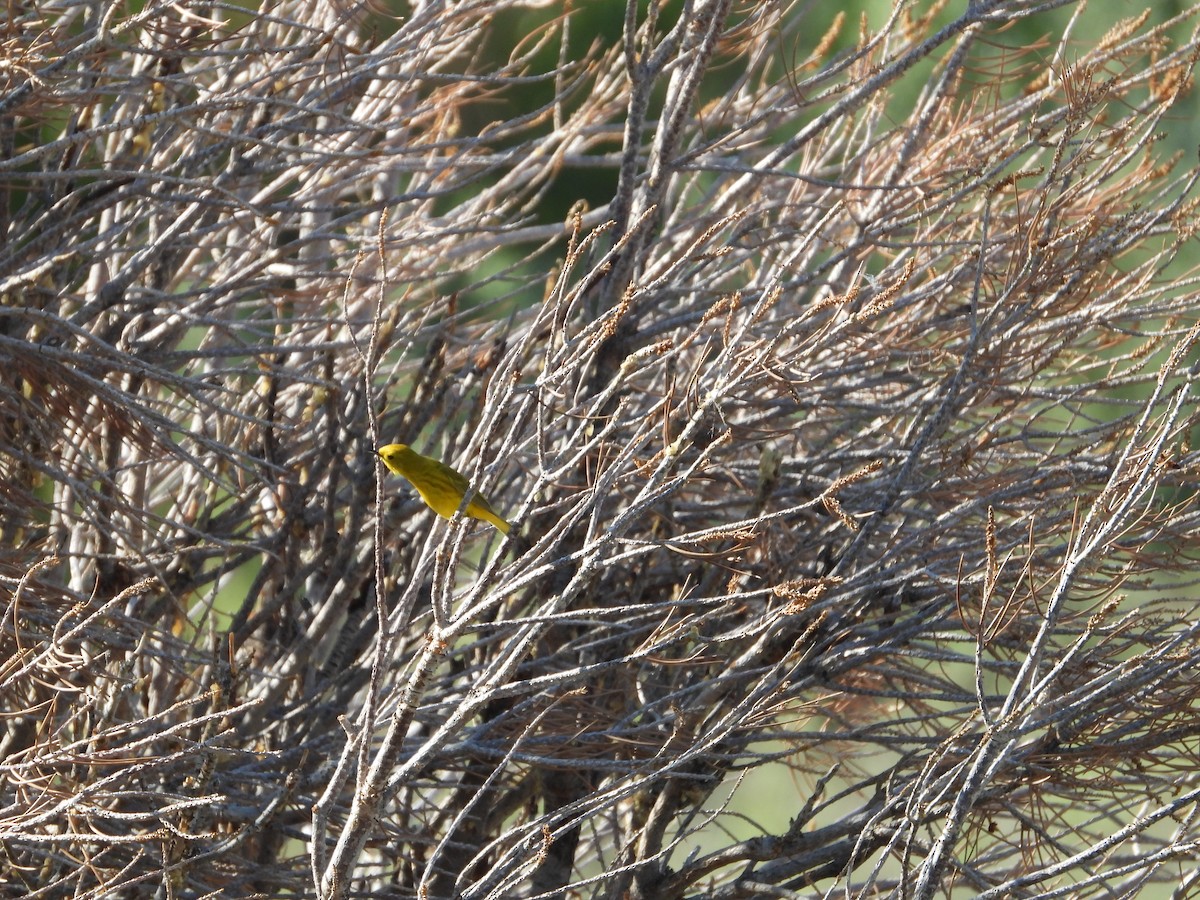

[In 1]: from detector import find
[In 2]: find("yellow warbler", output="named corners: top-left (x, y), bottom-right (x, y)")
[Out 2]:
top-left (377, 443), bottom-right (511, 535)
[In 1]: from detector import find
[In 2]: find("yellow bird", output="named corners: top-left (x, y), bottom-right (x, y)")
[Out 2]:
top-left (377, 443), bottom-right (511, 535)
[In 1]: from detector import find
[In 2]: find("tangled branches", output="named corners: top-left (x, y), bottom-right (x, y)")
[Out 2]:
top-left (3, 1), bottom-right (1200, 898)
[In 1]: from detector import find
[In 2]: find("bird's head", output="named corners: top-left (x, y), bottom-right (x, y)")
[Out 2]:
top-left (378, 443), bottom-right (414, 474)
